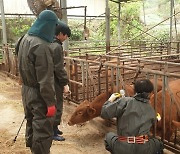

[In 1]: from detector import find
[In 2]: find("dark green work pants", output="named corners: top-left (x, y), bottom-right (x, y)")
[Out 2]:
top-left (22, 85), bottom-right (55, 154)
top-left (54, 84), bottom-right (63, 128)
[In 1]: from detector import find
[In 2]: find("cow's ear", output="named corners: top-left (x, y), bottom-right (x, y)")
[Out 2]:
top-left (87, 107), bottom-right (96, 116)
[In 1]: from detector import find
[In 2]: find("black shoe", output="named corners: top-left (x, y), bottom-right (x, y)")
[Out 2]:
top-left (53, 135), bottom-right (65, 141)
top-left (54, 127), bottom-right (63, 135)
top-left (56, 129), bottom-right (63, 135)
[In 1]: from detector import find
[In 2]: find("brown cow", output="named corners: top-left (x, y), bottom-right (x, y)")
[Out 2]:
top-left (68, 84), bottom-right (134, 126)
top-left (68, 90), bottom-right (112, 126)
top-left (149, 78), bottom-right (163, 96)
top-left (150, 79), bottom-right (180, 141)
top-left (112, 84), bottom-right (134, 97)
top-left (68, 79), bottom-right (163, 126)
top-left (172, 120), bottom-right (180, 129)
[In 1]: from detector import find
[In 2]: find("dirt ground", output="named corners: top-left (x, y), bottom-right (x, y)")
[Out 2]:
top-left (0, 72), bottom-right (114, 154)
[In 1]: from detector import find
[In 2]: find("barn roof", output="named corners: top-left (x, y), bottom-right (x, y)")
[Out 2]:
top-left (3, 0), bottom-right (105, 17)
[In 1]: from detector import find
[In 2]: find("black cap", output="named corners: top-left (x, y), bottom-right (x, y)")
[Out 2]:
top-left (134, 79), bottom-right (154, 94)
top-left (55, 20), bottom-right (71, 37)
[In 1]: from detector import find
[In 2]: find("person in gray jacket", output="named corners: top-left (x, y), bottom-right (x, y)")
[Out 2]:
top-left (17, 10), bottom-right (59, 154)
top-left (51, 21), bottom-right (71, 141)
top-left (101, 79), bottom-right (164, 154)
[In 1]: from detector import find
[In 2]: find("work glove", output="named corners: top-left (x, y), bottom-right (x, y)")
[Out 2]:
top-left (64, 85), bottom-right (70, 93)
top-left (46, 105), bottom-right (56, 117)
top-left (157, 113), bottom-right (161, 121)
top-left (120, 89), bottom-right (125, 97)
top-left (108, 93), bottom-right (121, 102)
top-left (64, 84), bottom-right (71, 96)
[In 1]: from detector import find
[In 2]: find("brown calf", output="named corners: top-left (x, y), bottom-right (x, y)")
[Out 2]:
top-left (68, 90), bottom-right (112, 126)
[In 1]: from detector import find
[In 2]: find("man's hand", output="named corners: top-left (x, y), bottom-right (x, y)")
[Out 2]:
top-left (64, 85), bottom-right (70, 93)
top-left (108, 93), bottom-right (121, 102)
top-left (46, 105), bottom-right (56, 117)
top-left (120, 89), bottom-right (125, 97)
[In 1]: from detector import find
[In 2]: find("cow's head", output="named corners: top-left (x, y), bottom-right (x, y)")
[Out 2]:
top-left (68, 100), bottom-right (96, 126)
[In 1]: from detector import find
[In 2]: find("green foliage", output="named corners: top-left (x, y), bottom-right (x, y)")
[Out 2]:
top-left (92, 21), bottom-right (106, 40)
top-left (70, 29), bottom-right (82, 41)
top-left (11, 25), bottom-right (30, 36)
top-left (68, 20), bottom-right (84, 42)
top-left (5, 17), bottom-right (34, 43)
top-left (151, 29), bottom-right (169, 42)
top-left (106, 1), bottom-right (144, 41)
top-left (74, 1), bottom-right (146, 46)
top-left (120, 2), bottom-right (144, 40)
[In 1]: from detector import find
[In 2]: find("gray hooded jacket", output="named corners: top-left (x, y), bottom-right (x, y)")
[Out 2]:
top-left (18, 10), bottom-right (59, 107)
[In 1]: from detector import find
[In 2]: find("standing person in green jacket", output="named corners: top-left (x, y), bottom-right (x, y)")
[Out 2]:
top-left (51, 21), bottom-right (71, 141)
top-left (17, 10), bottom-right (59, 154)
top-left (101, 79), bottom-right (164, 154)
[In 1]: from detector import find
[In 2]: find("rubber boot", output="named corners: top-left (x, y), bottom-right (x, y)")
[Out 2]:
top-left (54, 126), bottom-right (63, 135)
top-left (53, 126), bottom-right (65, 141)
top-left (53, 135), bottom-right (65, 141)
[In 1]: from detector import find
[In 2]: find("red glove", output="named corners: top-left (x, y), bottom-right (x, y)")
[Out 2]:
top-left (46, 105), bottom-right (56, 117)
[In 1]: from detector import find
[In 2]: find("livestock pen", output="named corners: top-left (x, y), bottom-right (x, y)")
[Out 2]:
top-left (66, 40), bottom-right (180, 153)
top-left (66, 41), bottom-right (180, 101)
top-left (0, 40), bottom-right (180, 153)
